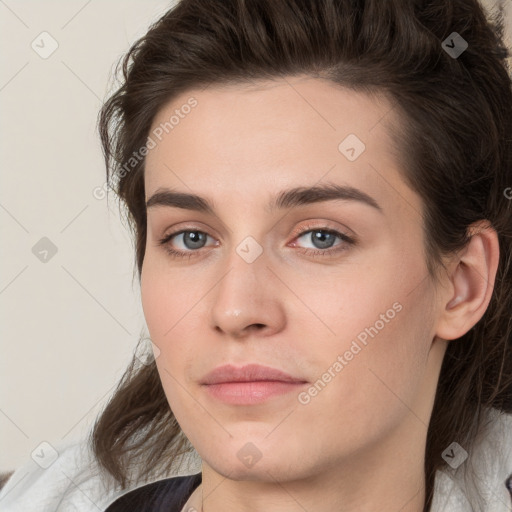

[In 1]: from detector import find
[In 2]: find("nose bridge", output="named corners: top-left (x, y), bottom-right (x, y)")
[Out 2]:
top-left (210, 238), bottom-right (285, 336)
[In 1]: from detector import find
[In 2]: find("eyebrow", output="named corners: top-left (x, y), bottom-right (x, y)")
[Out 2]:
top-left (146, 182), bottom-right (383, 214)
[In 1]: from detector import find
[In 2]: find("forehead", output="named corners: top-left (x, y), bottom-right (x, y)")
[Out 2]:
top-left (144, 76), bottom-right (418, 217)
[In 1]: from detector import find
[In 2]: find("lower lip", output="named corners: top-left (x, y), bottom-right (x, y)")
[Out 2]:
top-left (202, 381), bottom-right (307, 405)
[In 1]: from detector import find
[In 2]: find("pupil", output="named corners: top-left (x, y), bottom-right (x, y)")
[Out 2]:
top-left (184, 231), bottom-right (206, 249)
top-left (312, 230), bottom-right (335, 249)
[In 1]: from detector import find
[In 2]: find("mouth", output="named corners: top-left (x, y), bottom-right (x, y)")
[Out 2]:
top-left (200, 363), bottom-right (308, 405)
top-left (202, 380), bottom-right (308, 405)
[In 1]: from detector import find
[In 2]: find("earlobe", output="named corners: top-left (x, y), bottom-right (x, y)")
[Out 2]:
top-left (435, 222), bottom-right (500, 341)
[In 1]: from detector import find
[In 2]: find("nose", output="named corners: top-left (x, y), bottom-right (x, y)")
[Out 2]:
top-left (210, 246), bottom-right (287, 339)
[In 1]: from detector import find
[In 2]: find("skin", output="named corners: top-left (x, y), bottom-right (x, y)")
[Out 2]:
top-left (140, 75), bottom-right (499, 512)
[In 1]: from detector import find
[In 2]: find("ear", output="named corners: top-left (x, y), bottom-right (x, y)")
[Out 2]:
top-left (435, 221), bottom-right (500, 341)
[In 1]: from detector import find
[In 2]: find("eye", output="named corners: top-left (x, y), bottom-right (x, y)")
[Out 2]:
top-left (158, 226), bottom-right (355, 259)
top-left (290, 227), bottom-right (355, 257)
top-left (158, 229), bottom-right (217, 258)
top-left (296, 229), bottom-right (340, 249)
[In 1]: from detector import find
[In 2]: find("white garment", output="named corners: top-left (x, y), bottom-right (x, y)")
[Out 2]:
top-left (0, 407), bottom-right (510, 511)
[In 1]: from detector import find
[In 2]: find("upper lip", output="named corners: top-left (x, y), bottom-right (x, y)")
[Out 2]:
top-left (200, 364), bottom-right (307, 385)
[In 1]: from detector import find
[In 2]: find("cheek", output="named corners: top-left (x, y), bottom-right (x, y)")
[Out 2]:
top-left (296, 253), bottom-right (433, 434)
top-left (140, 257), bottom-right (202, 379)
top-left (352, 293), bottom-right (432, 419)
top-left (295, 300), bottom-right (431, 456)
top-left (140, 264), bottom-right (190, 411)
top-left (140, 253), bottom-right (196, 340)
top-left (140, 263), bottom-right (169, 340)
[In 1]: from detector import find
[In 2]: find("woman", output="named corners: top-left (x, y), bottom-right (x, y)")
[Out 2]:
top-left (0, 0), bottom-right (511, 511)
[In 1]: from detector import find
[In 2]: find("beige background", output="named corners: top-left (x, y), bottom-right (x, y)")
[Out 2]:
top-left (0, 0), bottom-right (177, 472)
top-left (0, 0), bottom-right (510, 472)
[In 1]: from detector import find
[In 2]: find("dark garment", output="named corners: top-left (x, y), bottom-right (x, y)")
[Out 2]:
top-left (104, 472), bottom-right (202, 512)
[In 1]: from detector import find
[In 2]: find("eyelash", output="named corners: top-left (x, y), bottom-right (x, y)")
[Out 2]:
top-left (157, 224), bottom-right (356, 260)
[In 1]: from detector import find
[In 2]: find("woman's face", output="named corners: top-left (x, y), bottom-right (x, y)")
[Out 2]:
top-left (141, 76), bottom-right (448, 484)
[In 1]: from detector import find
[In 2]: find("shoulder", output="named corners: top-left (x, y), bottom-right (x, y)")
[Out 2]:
top-left (431, 407), bottom-right (512, 512)
top-left (0, 438), bottom-right (118, 511)
top-left (0, 437), bottom-right (202, 512)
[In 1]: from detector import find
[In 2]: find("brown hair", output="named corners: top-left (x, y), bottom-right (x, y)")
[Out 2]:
top-left (89, 1), bottom-right (512, 510)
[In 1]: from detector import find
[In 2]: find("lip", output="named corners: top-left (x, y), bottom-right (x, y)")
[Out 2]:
top-left (200, 364), bottom-right (308, 405)
top-left (200, 363), bottom-right (306, 385)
